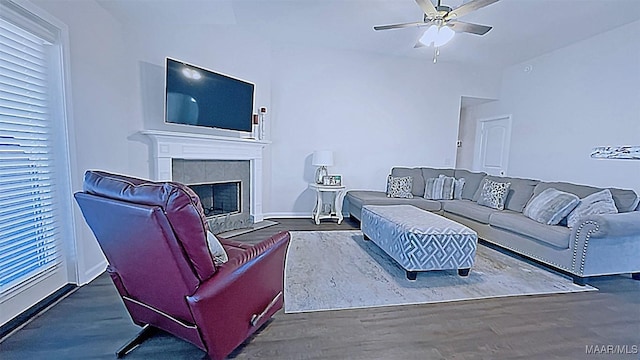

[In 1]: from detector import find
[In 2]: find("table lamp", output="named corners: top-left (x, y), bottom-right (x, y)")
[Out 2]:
top-left (312, 150), bottom-right (333, 184)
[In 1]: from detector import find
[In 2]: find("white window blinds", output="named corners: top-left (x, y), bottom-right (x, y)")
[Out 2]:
top-left (0, 13), bottom-right (63, 295)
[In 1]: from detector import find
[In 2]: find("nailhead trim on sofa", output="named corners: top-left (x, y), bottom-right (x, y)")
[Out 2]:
top-left (572, 220), bottom-right (598, 276)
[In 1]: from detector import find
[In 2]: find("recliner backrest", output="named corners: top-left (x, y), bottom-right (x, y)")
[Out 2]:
top-left (75, 192), bottom-right (200, 322)
top-left (82, 170), bottom-right (216, 280)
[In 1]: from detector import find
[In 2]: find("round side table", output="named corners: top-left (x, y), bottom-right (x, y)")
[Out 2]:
top-left (308, 183), bottom-right (346, 225)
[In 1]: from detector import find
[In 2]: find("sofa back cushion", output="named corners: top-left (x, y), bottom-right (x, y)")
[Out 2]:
top-left (420, 168), bottom-right (455, 183)
top-left (533, 181), bottom-right (638, 213)
top-left (453, 169), bottom-right (486, 201)
top-left (609, 188), bottom-right (640, 213)
top-left (391, 167), bottom-right (424, 197)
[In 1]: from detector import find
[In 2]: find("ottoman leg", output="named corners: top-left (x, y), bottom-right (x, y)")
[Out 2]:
top-left (458, 268), bottom-right (470, 277)
top-left (406, 271), bottom-right (417, 280)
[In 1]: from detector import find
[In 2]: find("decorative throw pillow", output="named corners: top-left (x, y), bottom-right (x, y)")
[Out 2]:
top-left (476, 178), bottom-right (511, 210)
top-left (453, 177), bottom-right (465, 200)
top-left (424, 175), bottom-right (454, 200)
top-left (566, 189), bottom-right (618, 228)
top-left (423, 175), bottom-right (465, 200)
top-left (386, 175), bottom-right (413, 198)
top-left (206, 231), bottom-right (229, 265)
top-left (523, 188), bottom-right (580, 225)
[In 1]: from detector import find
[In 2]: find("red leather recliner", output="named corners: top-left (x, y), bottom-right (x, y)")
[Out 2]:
top-left (74, 170), bottom-right (290, 360)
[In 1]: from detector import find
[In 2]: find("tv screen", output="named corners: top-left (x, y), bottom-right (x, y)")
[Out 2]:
top-left (165, 58), bottom-right (254, 132)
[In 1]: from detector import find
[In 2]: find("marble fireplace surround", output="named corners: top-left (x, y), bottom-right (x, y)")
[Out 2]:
top-left (140, 130), bottom-right (269, 224)
top-left (174, 159), bottom-right (251, 233)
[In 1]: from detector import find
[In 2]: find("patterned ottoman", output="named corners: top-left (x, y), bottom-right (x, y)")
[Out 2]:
top-left (361, 205), bottom-right (478, 280)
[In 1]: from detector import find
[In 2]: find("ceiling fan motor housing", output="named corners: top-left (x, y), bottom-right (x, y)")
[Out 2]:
top-left (436, 5), bottom-right (452, 13)
top-left (424, 5), bottom-right (452, 20)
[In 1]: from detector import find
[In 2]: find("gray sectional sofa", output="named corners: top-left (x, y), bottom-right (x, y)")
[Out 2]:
top-left (346, 167), bottom-right (640, 284)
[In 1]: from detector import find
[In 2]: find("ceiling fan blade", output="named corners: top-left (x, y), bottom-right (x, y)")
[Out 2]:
top-left (414, 0), bottom-right (438, 19)
top-left (414, 41), bottom-right (427, 48)
top-left (445, 0), bottom-right (499, 20)
top-left (373, 20), bottom-right (431, 31)
top-left (447, 20), bottom-right (492, 35)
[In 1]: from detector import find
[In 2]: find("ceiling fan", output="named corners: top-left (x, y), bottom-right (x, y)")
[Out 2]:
top-left (374, 0), bottom-right (499, 62)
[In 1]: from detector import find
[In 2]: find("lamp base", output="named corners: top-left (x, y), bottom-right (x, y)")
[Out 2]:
top-left (315, 166), bottom-right (328, 184)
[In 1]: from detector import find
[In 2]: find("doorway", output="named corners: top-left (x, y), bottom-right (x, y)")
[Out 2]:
top-left (473, 115), bottom-right (512, 176)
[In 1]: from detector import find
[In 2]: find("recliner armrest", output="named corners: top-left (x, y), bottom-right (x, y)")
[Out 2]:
top-left (185, 231), bottom-right (290, 360)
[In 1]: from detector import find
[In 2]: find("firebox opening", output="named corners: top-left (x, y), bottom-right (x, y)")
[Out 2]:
top-left (189, 181), bottom-right (241, 217)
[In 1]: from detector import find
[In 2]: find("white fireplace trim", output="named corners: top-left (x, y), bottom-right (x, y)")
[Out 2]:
top-left (140, 130), bottom-right (269, 222)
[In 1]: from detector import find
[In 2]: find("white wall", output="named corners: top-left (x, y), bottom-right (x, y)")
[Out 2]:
top-left (31, 0), bottom-right (145, 283)
top-left (268, 46), bottom-right (500, 216)
top-left (92, 15), bottom-right (502, 218)
top-left (466, 20), bottom-right (640, 193)
top-left (124, 25), bottom-right (273, 137)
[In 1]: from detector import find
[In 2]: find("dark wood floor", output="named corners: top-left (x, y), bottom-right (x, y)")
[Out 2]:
top-left (1, 218), bottom-right (639, 359)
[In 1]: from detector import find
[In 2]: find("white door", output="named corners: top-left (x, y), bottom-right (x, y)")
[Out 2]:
top-left (474, 115), bottom-right (512, 176)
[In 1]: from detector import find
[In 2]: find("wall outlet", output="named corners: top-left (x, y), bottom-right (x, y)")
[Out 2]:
top-left (456, 140), bottom-right (462, 147)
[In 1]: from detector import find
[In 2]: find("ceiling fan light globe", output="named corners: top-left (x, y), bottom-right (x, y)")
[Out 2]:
top-left (419, 25), bottom-right (438, 46)
top-left (434, 26), bottom-right (455, 47)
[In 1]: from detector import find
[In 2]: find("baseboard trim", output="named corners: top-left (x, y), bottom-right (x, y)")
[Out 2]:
top-left (81, 260), bottom-right (107, 285)
top-left (264, 212), bottom-right (310, 219)
top-left (264, 212), bottom-right (349, 219)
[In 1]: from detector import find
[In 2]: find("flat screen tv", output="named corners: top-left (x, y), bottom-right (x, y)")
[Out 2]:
top-left (164, 58), bottom-right (254, 132)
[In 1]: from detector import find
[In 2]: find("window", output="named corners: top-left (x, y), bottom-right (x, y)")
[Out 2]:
top-left (0, 0), bottom-right (73, 327)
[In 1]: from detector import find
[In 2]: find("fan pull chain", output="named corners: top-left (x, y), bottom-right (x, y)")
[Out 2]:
top-left (433, 47), bottom-right (440, 63)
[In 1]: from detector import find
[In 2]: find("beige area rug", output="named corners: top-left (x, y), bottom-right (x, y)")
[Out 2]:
top-left (284, 231), bottom-right (596, 313)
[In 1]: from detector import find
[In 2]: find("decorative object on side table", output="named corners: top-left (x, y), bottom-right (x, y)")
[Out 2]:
top-left (309, 183), bottom-right (346, 225)
top-left (312, 150), bottom-right (333, 184)
top-left (322, 174), bottom-right (342, 186)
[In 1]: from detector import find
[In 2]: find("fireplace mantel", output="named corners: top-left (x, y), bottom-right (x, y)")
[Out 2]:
top-left (140, 130), bottom-right (269, 222)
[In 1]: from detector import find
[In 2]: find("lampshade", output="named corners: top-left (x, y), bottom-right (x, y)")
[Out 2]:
top-left (312, 150), bottom-right (334, 167)
top-left (419, 25), bottom-right (455, 47)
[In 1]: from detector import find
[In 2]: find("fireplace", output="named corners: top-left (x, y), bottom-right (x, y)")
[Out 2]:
top-left (141, 130), bottom-right (268, 234)
top-left (190, 181), bottom-right (241, 217)
top-left (173, 159), bottom-right (251, 233)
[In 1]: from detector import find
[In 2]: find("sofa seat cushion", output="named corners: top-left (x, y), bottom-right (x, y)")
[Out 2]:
top-left (346, 190), bottom-right (441, 211)
top-left (442, 199), bottom-right (499, 224)
top-left (489, 212), bottom-right (571, 249)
